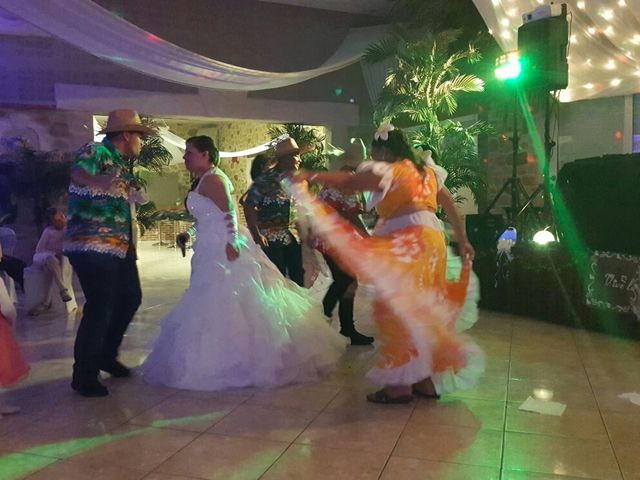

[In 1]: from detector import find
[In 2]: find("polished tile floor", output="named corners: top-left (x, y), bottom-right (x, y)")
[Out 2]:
top-left (2, 243), bottom-right (640, 480)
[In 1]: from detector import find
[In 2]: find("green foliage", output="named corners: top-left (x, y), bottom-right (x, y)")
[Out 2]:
top-left (0, 137), bottom-right (72, 229)
top-left (365, 30), bottom-right (483, 125)
top-left (268, 123), bottom-right (329, 171)
top-left (412, 120), bottom-right (492, 203)
top-left (365, 27), bottom-right (492, 204)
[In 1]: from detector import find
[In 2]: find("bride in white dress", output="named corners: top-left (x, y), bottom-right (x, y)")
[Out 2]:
top-left (143, 136), bottom-right (345, 390)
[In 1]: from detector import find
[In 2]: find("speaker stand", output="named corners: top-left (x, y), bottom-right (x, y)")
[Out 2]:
top-left (484, 87), bottom-right (531, 222)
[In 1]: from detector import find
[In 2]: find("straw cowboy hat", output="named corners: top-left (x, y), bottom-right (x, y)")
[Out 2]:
top-left (330, 137), bottom-right (367, 171)
top-left (274, 137), bottom-right (301, 158)
top-left (99, 109), bottom-right (154, 136)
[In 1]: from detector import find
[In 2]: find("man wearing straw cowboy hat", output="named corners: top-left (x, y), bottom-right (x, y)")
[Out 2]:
top-left (64, 109), bottom-right (153, 397)
top-left (244, 137), bottom-right (305, 286)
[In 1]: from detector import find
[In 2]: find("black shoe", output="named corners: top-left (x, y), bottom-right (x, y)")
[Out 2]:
top-left (100, 361), bottom-right (131, 378)
top-left (341, 330), bottom-right (374, 346)
top-left (71, 379), bottom-right (109, 397)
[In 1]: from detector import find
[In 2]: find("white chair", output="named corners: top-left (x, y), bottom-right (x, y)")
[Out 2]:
top-left (24, 256), bottom-right (77, 314)
top-left (0, 227), bottom-right (18, 304)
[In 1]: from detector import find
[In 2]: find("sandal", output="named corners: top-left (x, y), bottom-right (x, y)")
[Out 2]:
top-left (411, 387), bottom-right (440, 400)
top-left (366, 389), bottom-right (413, 404)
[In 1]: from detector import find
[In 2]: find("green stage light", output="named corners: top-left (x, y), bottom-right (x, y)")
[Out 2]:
top-left (495, 51), bottom-right (522, 80)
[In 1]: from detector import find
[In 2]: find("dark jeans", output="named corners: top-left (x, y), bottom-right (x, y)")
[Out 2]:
top-left (262, 235), bottom-right (304, 287)
top-left (0, 255), bottom-right (25, 290)
top-left (68, 249), bottom-right (142, 383)
top-left (322, 254), bottom-right (357, 334)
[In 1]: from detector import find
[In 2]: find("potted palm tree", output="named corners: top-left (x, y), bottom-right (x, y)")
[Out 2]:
top-left (364, 29), bottom-right (492, 204)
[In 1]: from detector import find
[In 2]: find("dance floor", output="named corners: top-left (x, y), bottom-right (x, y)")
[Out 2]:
top-left (2, 242), bottom-right (639, 480)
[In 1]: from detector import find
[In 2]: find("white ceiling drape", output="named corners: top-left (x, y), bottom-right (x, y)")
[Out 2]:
top-left (0, 0), bottom-right (386, 91)
top-left (473, 0), bottom-right (640, 102)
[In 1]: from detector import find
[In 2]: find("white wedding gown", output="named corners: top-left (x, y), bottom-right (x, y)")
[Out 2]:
top-left (143, 170), bottom-right (346, 390)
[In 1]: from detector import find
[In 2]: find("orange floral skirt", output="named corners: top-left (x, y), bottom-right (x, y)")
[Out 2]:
top-left (288, 182), bottom-right (484, 392)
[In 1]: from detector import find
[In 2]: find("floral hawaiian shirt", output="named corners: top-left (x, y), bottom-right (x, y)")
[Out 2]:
top-left (245, 170), bottom-right (297, 244)
top-left (63, 139), bottom-right (134, 258)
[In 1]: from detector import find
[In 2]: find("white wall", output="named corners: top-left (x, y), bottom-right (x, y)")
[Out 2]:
top-left (558, 96), bottom-right (628, 167)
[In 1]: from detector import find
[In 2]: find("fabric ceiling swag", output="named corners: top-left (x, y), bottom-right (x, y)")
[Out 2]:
top-left (473, 0), bottom-right (640, 102)
top-left (0, 0), bottom-right (386, 91)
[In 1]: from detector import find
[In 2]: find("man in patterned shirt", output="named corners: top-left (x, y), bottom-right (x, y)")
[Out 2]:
top-left (64, 109), bottom-right (152, 397)
top-left (245, 138), bottom-right (304, 286)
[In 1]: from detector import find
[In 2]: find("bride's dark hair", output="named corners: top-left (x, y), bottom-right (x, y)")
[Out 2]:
top-left (186, 135), bottom-right (220, 167)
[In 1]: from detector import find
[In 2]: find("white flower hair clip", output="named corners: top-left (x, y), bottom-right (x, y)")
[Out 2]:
top-left (374, 122), bottom-right (395, 141)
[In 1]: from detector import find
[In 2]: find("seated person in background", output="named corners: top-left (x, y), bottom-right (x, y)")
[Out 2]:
top-left (28, 208), bottom-right (71, 315)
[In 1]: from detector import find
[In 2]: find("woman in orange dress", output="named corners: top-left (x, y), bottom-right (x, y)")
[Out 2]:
top-left (287, 124), bottom-right (484, 403)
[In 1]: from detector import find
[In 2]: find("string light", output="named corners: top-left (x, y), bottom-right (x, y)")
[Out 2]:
top-left (599, 9), bottom-right (614, 21)
top-left (485, 1), bottom-right (640, 102)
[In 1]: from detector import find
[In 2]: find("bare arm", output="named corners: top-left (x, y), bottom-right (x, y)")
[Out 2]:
top-left (296, 170), bottom-right (383, 192)
top-left (198, 174), bottom-right (240, 260)
top-left (437, 187), bottom-right (475, 261)
top-left (243, 203), bottom-right (267, 247)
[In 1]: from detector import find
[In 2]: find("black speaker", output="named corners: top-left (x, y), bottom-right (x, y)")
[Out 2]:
top-left (557, 154), bottom-right (640, 255)
top-left (466, 214), bottom-right (505, 249)
top-left (518, 14), bottom-right (568, 91)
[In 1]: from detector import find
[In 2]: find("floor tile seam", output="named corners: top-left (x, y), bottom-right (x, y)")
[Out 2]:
top-left (54, 458), bottom-right (153, 477)
top-left (144, 427), bottom-right (230, 478)
top-left (571, 329), bottom-right (626, 479)
top-left (0, 448), bottom-right (64, 462)
top-left (499, 318), bottom-right (515, 478)
top-left (382, 395), bottom-right (425, 477)
top-left (255, 441), bottom-right (318, 480)
top-left (500, 425), bottom-right (610, 441)
top-left (502, 399), bottom-right (602, 413)
top-left (110, 392), bottom-right (180, 424)
top-left (10, 456), bottom-right (62, 480)
top-left (388, 453), bottom-right (504, 471)
top-left (500, 464), bottom-right (612, 480)
top-left (284, 386), bottom-right (345, 447)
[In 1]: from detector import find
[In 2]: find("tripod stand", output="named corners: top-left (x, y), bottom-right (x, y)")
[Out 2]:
top-left (484, 86), bottom-right (534, 222)
top-left (513, 91), bottom-right (556, 225)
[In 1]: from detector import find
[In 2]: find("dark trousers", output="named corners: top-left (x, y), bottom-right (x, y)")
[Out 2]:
top-left (262, 236), bottom-right (305, 287)
top-left (68, 249), bottom-right (142, 383)
top-left (322, 254), bottom-right (357, 334)
top-left (0, 255), bottom-right (25, 290)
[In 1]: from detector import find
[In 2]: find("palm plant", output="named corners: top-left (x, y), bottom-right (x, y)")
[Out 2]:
top-left (0, 137), bottom-right (72, 229)
top-left (413, 119), bottom-right (491, 203)
top-left (364, 29), bottom-right (491, 204)
top-left (364, 29), bottom-right (484, 125)
top-left (268, 123), bottom-right (329, 171)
